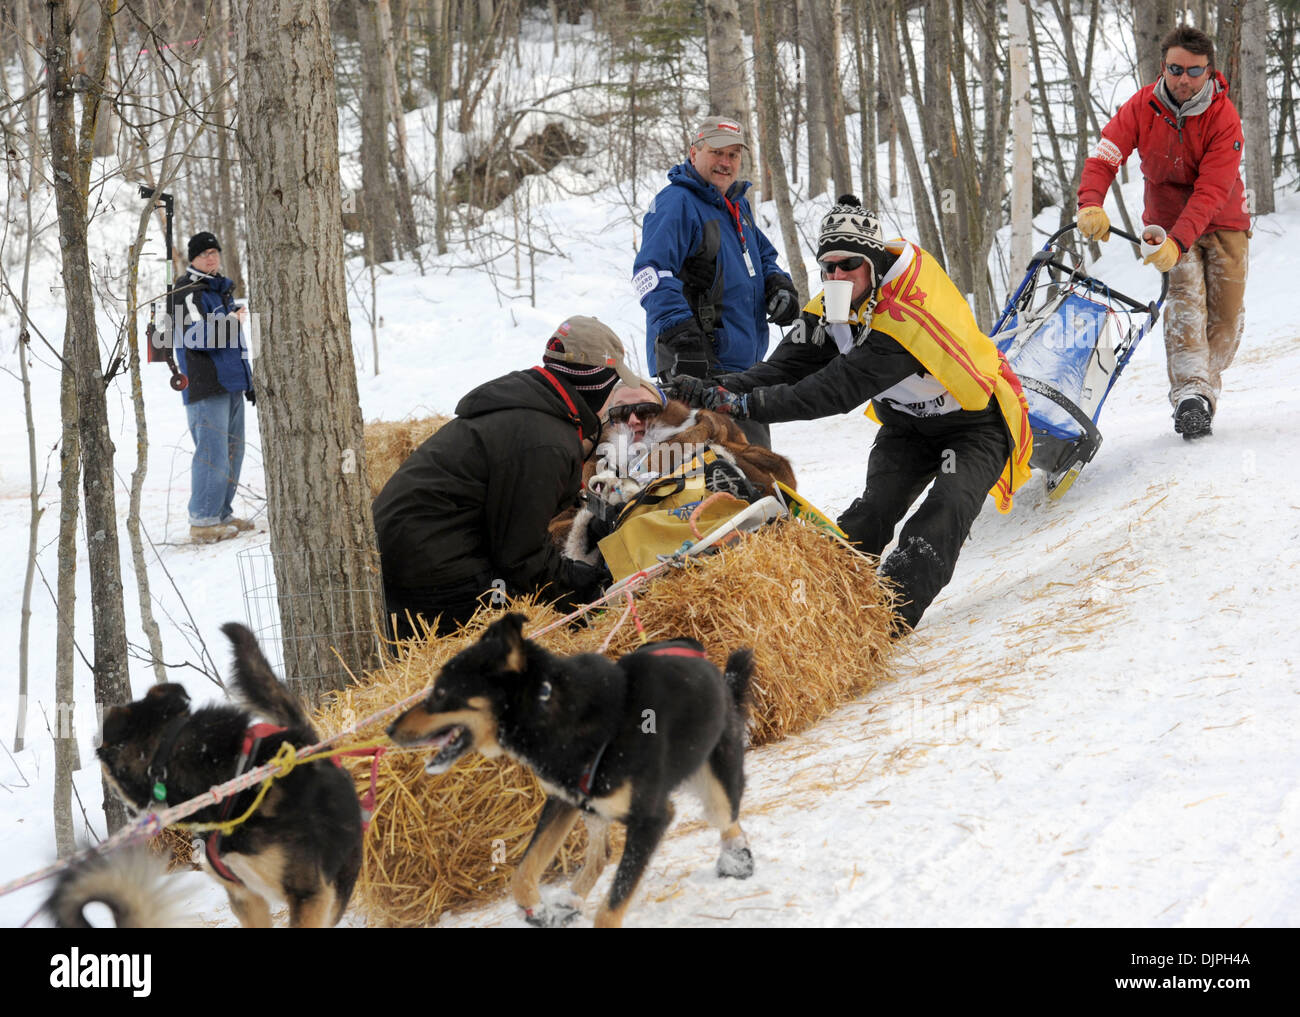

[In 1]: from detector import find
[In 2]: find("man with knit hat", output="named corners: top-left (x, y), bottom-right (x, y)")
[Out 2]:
top-left (632, 115), bottom-right (799, 448)
top-left (673, 196), bottom-right (1033, 633)
top-left (372, 315), bottom-right (647, 638)
top-left (173, 230), bottom-right (255, 543)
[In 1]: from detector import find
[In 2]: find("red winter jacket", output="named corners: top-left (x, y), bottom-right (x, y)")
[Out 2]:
top-left (1077, 72), bottom-right (1249, 253)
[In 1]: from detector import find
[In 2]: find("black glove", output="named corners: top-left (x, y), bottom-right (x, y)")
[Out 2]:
top-left (668, 374), bottom-right (710, 407)
top-left (679, 250), bottom-right (716, 294)
top-left (563, 557), bottom-right (610, 602)
top-left (244, 389), bottom-right (256, 405)
top-left (654, 318), bottom-right (711, 380)
top-left (765, 274), bottom-right (800, 325)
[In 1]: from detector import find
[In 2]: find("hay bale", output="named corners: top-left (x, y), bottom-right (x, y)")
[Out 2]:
top-left (320, 519), bottom-right (895, 926)
top-left (364, 416), bottom-right (452, 499)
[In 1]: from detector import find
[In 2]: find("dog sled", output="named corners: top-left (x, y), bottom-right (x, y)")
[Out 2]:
top-left (991, 222), bottom-right (1168, 500)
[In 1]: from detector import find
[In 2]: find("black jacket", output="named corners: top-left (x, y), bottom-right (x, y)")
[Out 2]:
top-left (720, 311), bottom-right (991, 427)
top-left (372, 369), bottom-right (597, 598)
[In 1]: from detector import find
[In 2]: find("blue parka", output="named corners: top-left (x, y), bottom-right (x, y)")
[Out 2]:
top-left (173, 267), bottom-right (252, 405)
top-left (633, 162), bottom-right (788, 375)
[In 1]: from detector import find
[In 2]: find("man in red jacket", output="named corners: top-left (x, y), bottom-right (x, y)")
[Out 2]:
top-left (1076, 24), bottom-right (1249, 441)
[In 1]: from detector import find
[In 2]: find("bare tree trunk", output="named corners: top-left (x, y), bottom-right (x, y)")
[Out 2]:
top-left (433, 0), bottom-right (451, 254)
top-left (874, 0), bottom-right (942, 254)
top-left (235, 0), bottom-right (384, 703)
top-left (378, 0), bottom-right (422, 255)
top-left (359, 0), bottom-right (399, 263)
top-left (1009, 0), bottom-right (1033, 272)
top-left (125, 186), bottom-right (176, 687)
top-left (1053, 0), bottom-right (1136, 243)
top-left (1237, 0), bottom-right (1273, 214)
top-left (798, 0), bottom-right (830, 199)
top-left (11, 0), bottom-right (48, 755)
top-left (54, 350), bottom-right (81, 858)
top-left (48, 0), bottom-right (133, 834)
top-left (1133, 0), bottom-right (1178, 85)
top-left (752, 0), bottom-right (809, 300)
top-left (1027, 6), bottom-right (1072, 230)
top-left (1276, 5), bottom-right (1297, 178)
top-left (215, 0), bottom-right (244, 293)
top-left (852, 0), bottom-right (878, 205)
top-left (1218, 0), bottom-right (1243, 89)
top-left (810, 0), bottom-right (853, 196)
top-left (704, 0), bottom-right (750, 126)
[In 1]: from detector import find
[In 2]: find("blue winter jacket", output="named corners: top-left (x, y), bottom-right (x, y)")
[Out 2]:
top-left (633, 162), bottom-right (788, 375)
top-left (173, 268), bottom-right (252, 405)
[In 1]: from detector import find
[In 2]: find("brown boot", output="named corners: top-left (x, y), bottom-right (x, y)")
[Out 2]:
top-left (190, 523), bottom-right (240, 544)
top-left (224, 517), bottom-right (256, 532)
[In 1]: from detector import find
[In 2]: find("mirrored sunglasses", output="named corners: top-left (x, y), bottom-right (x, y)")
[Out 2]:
top-left (818, 255), bottom-right (866, 276)
top-left (606, 401), bottom-right (662, 425)
top-left (1165, 62), bottom-right (1208, 77)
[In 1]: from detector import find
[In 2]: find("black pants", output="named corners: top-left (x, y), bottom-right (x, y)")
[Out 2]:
top-left (384, 574), bottom-right (495, 641)
top-left (837, 406), bottom-right (1009, 630)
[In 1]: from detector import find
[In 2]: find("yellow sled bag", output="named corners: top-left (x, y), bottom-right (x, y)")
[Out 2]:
top-left (597, 490), bottom-right (747, 582)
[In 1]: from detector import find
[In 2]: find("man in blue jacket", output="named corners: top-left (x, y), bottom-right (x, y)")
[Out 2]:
top-left (632, 116), bottom-right (799, 447)
top-left (174, 231), bottom-right (255, 543)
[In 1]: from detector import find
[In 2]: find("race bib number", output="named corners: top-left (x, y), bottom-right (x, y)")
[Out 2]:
top-left (1093, 137), bottom-right (1123, 168)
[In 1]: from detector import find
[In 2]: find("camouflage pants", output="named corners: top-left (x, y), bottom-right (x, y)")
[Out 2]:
top-left (1163, 229), bottom-right (1248, 412)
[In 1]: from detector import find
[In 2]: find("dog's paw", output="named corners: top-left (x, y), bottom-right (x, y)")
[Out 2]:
top-left (522, 902), bottom-right (581, 928)
top-left (717, 845), bottom-right (755, 880)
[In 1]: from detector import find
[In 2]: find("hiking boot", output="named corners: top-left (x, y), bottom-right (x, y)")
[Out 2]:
top-left (224, 516), bottom-right (256, 532)
top-left (190, 523), bottom-right (240, 544)
top-left (1174, 395), bottom-right (1213, 440)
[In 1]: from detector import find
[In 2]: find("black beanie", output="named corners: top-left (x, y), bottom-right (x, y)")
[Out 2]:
top-left (816, 195), bottom-right (892, 284)
top-left (188, 231), bottom-right (221, 262)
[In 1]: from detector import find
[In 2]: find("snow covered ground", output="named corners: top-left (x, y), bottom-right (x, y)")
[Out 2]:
top-left (1, 17), bottom-right (1296, 933)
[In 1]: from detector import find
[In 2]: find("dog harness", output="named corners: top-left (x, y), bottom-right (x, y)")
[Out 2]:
top-left (205, 722), bottom-right (287, 885)
top-left (574, 644), bottom-right (709, 802)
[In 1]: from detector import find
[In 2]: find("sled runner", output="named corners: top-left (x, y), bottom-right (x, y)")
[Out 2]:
top-left (990, 222), bottom-right (1168, 500)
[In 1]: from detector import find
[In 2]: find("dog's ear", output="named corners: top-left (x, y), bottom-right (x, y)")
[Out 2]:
top-left (483, 612), bottom-right (529, 673)
top-left (145, 682), bottom-right (191, 717)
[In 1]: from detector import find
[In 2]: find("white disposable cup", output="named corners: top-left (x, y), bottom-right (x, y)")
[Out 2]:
top-left (1140, 225), bottom-right (1167, 259)
top-left (823, 279), bottom-right (854, 323)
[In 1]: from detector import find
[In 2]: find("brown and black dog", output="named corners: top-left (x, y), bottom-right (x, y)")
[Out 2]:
top-left (93, 624), bottom-right (362, 927)
top-left (387, 612), bottom-right (755, 928)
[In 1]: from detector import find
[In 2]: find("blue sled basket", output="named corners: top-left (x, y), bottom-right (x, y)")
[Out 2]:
top-left (990, 222), bottom-right (1168, 499)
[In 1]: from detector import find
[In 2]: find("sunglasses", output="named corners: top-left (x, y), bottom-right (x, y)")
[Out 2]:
top-left (606, 401), bottom-right (662, 425)
top-left (818, 255), bottom-right (866, 276)
top-left (1165, 62), bottom-right (1208, 77)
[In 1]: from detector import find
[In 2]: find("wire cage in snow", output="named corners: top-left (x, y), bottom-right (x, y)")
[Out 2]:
top-left (235, 544), bottom-right (385, 689)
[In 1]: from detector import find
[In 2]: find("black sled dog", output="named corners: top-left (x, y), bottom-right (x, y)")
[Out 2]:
top-left (387, 612), bottom-right (755, 928)
top-left (93, 623), bottom-right (363, 927)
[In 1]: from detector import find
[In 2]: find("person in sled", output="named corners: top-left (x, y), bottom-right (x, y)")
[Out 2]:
top-left (1076, 24), bottom-right (1249, 441)
top-left (673, 195), bottom-right (1033, 634)
top-left (631, 115), bottom-right (800, 448)
top-left (373, 315), bottom-right (649, 639)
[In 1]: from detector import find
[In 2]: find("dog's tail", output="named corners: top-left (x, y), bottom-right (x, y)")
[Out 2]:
top-left (46, 849), bottom-right (194, 928)
top-left (722, 648), bottom-right (754, 714)
top-left (221, 622), bottom-right (316, 735)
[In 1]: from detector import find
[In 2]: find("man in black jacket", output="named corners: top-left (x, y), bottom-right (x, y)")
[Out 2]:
top-left (373, 315), bottom-right (649, 638)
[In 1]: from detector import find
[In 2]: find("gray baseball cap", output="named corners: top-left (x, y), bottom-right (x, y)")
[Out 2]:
top-left (692, 116), bottom-right (748, 151)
